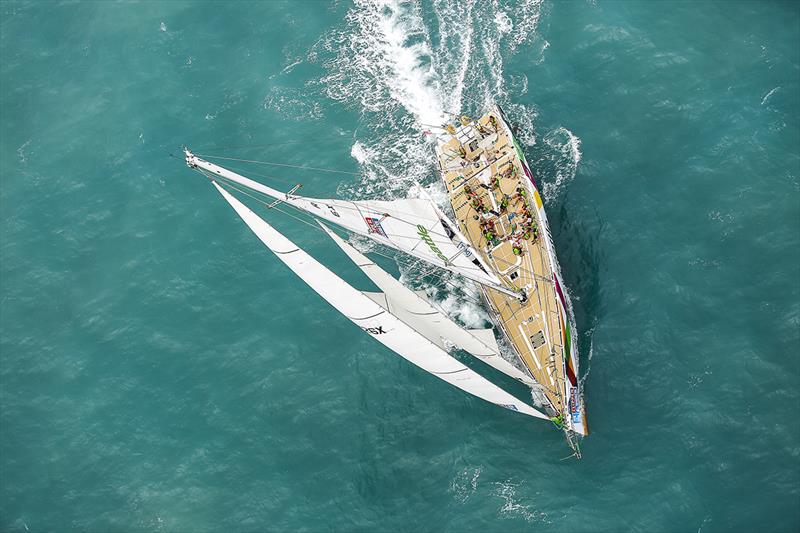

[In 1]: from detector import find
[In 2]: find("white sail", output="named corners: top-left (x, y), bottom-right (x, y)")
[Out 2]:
top-left (185, 150), bottom-right (519, 299)
top-left (211, 180), bottom-right (548, 420)
top-left (319, 223), bottom-right (537, 387)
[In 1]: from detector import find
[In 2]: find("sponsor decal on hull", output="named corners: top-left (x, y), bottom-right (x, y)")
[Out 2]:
top-left (569, 386), bottom-right (581, 424)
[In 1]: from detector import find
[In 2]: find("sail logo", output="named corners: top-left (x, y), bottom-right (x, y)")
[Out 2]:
top-left (417, 225), bottom-right (449, 264)
top-left (364, 217), bottom-right (387, 237)
top-left (456, 241), bottom-right (473, 259)
top-left (569, 387), bottom-right (581, 424)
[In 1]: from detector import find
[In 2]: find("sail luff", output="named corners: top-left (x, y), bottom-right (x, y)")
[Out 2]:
top-left (209, 179), bottom-right (549, 420)
top-left (185, 149), bottom-right (521, 299)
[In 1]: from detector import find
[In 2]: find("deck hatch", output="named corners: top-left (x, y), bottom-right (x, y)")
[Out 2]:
top-left (530, 330), bottom-right (546, 349)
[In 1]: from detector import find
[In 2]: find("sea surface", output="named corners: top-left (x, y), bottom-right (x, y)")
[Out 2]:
top-left (1, 1), bottom-right (798, 531)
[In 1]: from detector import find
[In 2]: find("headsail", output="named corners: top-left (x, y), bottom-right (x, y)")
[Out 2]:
top-left (185, 150), bottom-right (519, 299)
top-left (319, 223), bottom-right (537, 387)
top-left (210, 180), bottom-right (548, 420)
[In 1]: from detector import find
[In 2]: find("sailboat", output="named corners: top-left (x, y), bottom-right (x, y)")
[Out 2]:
top-left (183, 105), bottom-right (587, 457)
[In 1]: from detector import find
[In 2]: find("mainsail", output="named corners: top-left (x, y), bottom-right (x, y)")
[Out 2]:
top-left (319, 223), bottom-right (537, 387)
top-left (185, 150), bottom-right (520, 299)
top-left (211, 180), bottom-right (548, 420)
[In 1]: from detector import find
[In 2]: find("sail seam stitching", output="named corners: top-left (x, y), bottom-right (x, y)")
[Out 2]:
top-left (350, 311), bottom-right (385, 320)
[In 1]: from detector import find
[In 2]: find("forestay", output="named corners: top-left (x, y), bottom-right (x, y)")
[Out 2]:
top-left (319, 223), bottom-right (537, 387)
top-left (185, 150), bottom-right (518, 298)
top-left (211, 180), bottom-right (548, 420)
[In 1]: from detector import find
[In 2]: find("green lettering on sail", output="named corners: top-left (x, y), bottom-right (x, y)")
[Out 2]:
top-left (416, 225), bottom-right (449, 264)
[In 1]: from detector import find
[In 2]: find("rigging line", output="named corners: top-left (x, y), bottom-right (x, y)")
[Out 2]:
top-left (230, 158), bottom-right (557, 288)
top-left (370, 254), bottom-right (485, 309)
top-left (195, 154), bottom-right (362, 176)
top-left (210, 171), bottom-right (486, 268)
top-left (202, 171), bottom-right (488, 308)
top-left (407, 261), bottom-right (445, 288)
top-left (194, 155), bottom-right (471, 244)
top-left (201, 171), bottom-right (554, 386)
top-left (216, 163), bottom-right (301, 187)
top-left (207, 172), bottom-right (500, 282)
top-left (353, 246), bottom-right (486, 309)
top-left (262, 211), bottom-right (480, 308)
top-left (522, 254), bottom-right (564, 402)
top-left (303, 199), bottom-right (464, 243)
top-left (200, 158), bottom-right (478, 248)
top-left (207, 174), bottom-right (503, 363)
top-left (208, 173), bottom-right (428, 246)
top-left (198, 168), bottom-right (485, 305)
top-left (192, 137), bottom-right (349, 154)
top-left (224, 194), bottom-right (480, 305)
top-left (522, 234), bottom-right (566, 399)
top-left (341, 235), bottom-right (485, 307)
top-left (206, 172), bottom-right (283, 208)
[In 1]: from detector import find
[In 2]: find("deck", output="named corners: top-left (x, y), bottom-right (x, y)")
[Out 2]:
top-left (435, 112), bottom-right (567, 413)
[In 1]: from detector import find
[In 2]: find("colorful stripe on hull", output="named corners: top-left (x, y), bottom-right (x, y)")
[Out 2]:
top-left (554, 277), bottom-right (578, 387)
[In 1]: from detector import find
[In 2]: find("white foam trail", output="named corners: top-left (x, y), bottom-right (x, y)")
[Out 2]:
top-left (320, 0), bottom-right (447, 126)
top-left (579, 334), bottom-right (593, 388)
top-left (16, 139), bottom-right (31, 164)
top-left (451, 466), bottom-right (482, 503)
top-left (281, 59), bottom-right (302, 74)
top-left (493, 480), bottom-right (549, 523)
top-left (542, 126), bottom-right (582, 202)
top-left (432, 0), bottom-right (476, 115)
top-left (350, 141), bottom-right (368, 165)
top-left (437, 288), bottom-right (491, 329)
top-left (321, 0), bottom-right (546, 129)
top-left (373, 2), bottom-right (446, 125)
top-left (504, 0), bottom-right (545, 52)
top-left (495, 11), bottom-right (513, 35)
top-left (761, 86), bottom-right (779, 106)
top-left (566, 128), bottom-right (582, 163)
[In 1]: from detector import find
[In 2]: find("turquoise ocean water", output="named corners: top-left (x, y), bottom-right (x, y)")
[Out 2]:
top-left (1, 1), bottom-right (799, 531)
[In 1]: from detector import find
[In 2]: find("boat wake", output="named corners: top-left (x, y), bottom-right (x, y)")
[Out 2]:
top-left (450, 466), bottom-right (482, 503)
top-left (493, 480), bottom-right (552, 524)
top-left (542, 126), bottom-right (582, 202)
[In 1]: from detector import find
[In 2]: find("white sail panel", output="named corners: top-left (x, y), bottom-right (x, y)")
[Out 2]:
top-left (361, 290), bottom-right (448, 350)
top-left (320, 224), bottom-right (537, 387)
top-left (186, 151), bottom-right (518, 298)
top-left (468, 328), bottom-right (501, 354)
top-left (211, 181), bottom-right (548, 420)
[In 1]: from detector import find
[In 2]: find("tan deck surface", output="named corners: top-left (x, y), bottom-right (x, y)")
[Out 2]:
top-left (436, 113), bottom-right (567, 413)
